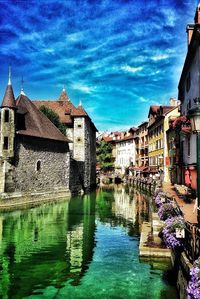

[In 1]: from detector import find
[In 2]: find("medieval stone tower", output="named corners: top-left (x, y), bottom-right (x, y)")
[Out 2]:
top-left (73, 102), bottom-right (96, 191)
top-left (0, 70), bottom-right (16, 192)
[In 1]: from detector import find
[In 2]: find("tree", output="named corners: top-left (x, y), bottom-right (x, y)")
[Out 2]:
top-left (97, 140), bottom-right (114, 172)
top-left (39, 106), bottom-right (67, 135)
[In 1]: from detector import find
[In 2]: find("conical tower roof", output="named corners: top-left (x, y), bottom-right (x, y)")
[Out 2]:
top-left (1, 68), bottom-right (16, 109)
top-left (58, 87), bottom-right (70, 101)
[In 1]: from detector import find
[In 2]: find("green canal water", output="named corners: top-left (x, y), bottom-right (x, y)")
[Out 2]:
top-left (0, 185), bottom-right (178, 299)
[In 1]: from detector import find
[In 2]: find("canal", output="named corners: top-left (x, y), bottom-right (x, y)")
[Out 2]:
top-left (0, 185), bottom-right (178, 299)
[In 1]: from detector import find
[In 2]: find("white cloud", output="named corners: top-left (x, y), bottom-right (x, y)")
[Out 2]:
top-left (21, 32), bottom-right (41, 41)
top-left (151, 54), bottom-right (169, 61)
top-left (139, 97), bottom-right (149, 102)
top-left (121, 65), bottom-right (143, 73)
top-left (71, 83), bottom-right (95, 94)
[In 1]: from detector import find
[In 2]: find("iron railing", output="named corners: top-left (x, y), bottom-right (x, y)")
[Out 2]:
top-left (164, 194), bottom-right (200, 263)
top-left (184, 222), bottom-right (200, 262)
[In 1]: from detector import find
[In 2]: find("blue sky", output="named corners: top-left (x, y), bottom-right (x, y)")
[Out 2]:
top-left (0, 0), bottom-right (199, 131)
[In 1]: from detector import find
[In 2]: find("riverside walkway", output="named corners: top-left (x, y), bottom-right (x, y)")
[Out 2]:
top-left (163, 182), bottom-right (197, 225)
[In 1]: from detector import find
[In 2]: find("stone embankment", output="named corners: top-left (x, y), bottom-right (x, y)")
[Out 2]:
top-left (0, 187), bottom-right (71, 210)
top-left (139, 219), bottom-right (171, 258)
top-left (137, 179), bottom-right (194, 299)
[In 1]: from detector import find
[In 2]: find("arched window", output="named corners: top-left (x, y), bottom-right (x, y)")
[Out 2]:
top-left (36, 160), bottom-right (41, 172)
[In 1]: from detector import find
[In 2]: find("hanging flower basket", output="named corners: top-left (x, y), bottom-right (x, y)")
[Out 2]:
top-left (172, 116), bottom-right (191, 133)
top-left (181, 124), bottom-right (192, 134)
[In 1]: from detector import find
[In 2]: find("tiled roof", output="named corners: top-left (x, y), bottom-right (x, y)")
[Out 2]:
top-left (115, 135), bottom-right (134, 143)
top-left (1, 84), bottom-right (16, 109)
top-left (71, 105), bottom-right (88, 117)
top-left (32, 100), bottom-right (76, 125)
top-left (33, 89), bottom-right (98, 132)
top-left (148, 105), bottom-right (173, 121)
top-left (162, 106), bottom-right (174, 114)
top-left (103, 136), bottom-right (115, 142)
top-left (16, 94), bottom-right (70, 143)
top-left (151, 106), bottom-right (160, 113)
top-left (58, 89), bottom-right (70, 101)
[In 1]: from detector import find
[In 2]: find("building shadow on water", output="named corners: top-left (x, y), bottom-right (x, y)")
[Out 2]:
top-left (0, 193), bottom-right (96, 298)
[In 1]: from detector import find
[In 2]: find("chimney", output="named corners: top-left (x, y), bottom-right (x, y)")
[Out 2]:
top-left (169, 97), bottom-right (178, 107)
top-left (186, 4), bottom-right (200, 46)
top-left (186, 24), bottom-right (195, 46)
top-left (194, 4), bottom-right (200, 24)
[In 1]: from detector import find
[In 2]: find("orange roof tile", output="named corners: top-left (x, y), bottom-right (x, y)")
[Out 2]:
top-left (32, 100), bottom-right (76, 125)
top-left (16, 95), bottom-right (71, 143)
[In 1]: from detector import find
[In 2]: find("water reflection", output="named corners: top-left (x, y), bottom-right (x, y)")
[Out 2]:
top-left (96, 184), bottom-right (150, 234)
top-left (0, 186), bottom-right (177, 299)
top-left (0, 194), bottom-right (96, 298)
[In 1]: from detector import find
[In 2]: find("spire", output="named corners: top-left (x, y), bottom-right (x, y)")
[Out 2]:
top-left (8, 66), bottom-right (11, 85)
top-left (20, 76), bottom-right (26, 96)
top-left (1, 68), bottom-right (16, 109)
top-left (78, 100), bottom-right (82, 107)
top-left (58, 86), bottom-right (70, 101)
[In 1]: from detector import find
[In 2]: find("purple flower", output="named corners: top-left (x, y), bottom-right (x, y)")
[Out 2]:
top-left (158, 203), bottom-right (176, 221)
top-left (187, 258), bottom-right (200, 299)
top-left (155, 195), bottom-right (162, 206)
top-left (162, 227), bottom-right (182, 249)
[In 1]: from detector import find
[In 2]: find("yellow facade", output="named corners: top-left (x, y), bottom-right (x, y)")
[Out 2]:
top-left (148, 119), bottom-right (164, 172)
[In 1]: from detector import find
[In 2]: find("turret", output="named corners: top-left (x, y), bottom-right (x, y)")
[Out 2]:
top-left (0, 68), bottom-right (16, 160)
top-left (58, 86), bottom-right (70, 101)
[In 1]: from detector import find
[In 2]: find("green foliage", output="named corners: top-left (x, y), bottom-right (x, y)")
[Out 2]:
top-left (39, 106), bottom-right (67, 135)
top-left (97, 141), bottom-right (114, 171)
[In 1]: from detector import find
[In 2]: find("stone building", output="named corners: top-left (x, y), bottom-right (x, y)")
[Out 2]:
top-left (33, 88), bottom-right (97, 192)
top-left (0, 74), bottom-right (97, 199)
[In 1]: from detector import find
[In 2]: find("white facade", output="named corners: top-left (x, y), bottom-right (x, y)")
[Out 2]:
top-left (115, 137), bottom-right (135, 174)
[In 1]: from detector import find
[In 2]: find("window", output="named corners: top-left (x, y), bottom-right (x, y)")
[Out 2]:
top-left (77, 137), bottom-right (81, 142)
top-left (77, 124), bottom-right (82, 128)
top-left (4, 110), bottom-right (9, 122)
top-left (36, 160), bottom-right (41, 172)
top-left (3, 137), bottom-right (8, 150)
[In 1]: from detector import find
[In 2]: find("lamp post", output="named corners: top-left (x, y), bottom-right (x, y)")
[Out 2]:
top-left (188, 97), bottom-right (200, 225)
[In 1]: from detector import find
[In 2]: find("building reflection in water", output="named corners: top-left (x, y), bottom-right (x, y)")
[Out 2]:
top-left (113, 184), bottom-right (136, 224)
top-left (96, 184), bottom-right (150, 235)
top-left (0, 193), bottom-right (96, 298)
top-left (0, 187), bottom-right (151, 298)
top-left (134, 189), bottom-right (150, 230)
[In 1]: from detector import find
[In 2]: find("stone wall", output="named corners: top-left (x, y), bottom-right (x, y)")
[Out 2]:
top-left (0, 108), bottom-right (15, 159)
top-left (69, 158), bottom-right (84, 194)
top-left (84, 118), bottom-right (96, 190)
top-left (11, 135), bottom-right (70, 192)
top-left (73, 116), bottom-right (96, 191)
top-left (73, 117), bottom-right (85, 161)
